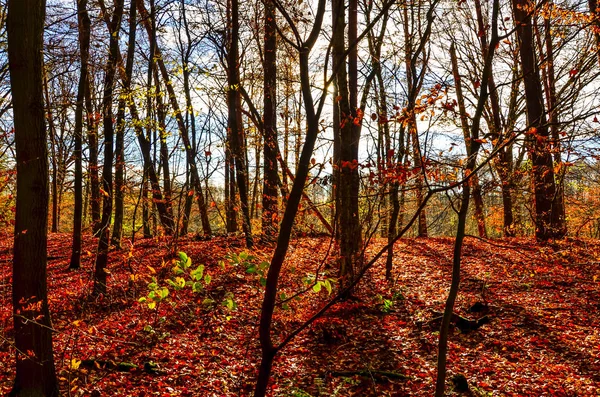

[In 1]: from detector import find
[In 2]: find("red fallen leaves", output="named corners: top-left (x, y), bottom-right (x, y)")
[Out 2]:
top-left (0, 234), bottom-right (599, 395)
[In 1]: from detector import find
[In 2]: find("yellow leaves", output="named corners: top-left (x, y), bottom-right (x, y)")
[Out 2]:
top-left (147, 265), bottom-right (156, 274)
top-left (72, 320), bottom-right (82, 327)
top-left (70, 358), bottom-right (81, 371)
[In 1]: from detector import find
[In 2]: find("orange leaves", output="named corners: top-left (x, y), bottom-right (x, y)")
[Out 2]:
top-left (353, 108), bottom-right (364, 126)
top-left (569, 68), bottom-right (579, 78)
top-left (340, 159), bottom-right (359, 171)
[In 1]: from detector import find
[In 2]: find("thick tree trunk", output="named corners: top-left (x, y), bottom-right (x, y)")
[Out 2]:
top-left (70, 0), bottom-right (91, 269)
top-left (8, 0), bottom-right (59, 394)
top-left (261, 0), bottom-right (279, 240)
top-left (94, 0), bottom-right (124, 296)
top-left (542, 16), bottom-right (566, 237)
top-left (333, 0), bottom-right (361, 287)
top-left (512, 0), bottom-right (565, 240)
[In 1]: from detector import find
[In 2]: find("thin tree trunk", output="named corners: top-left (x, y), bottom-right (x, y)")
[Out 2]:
top-left (8, 0), bottom-right (59, 393)
top-left (254, 1), bottom-right (328, 392)
top-left (85, 68), bottom-right (101, 235)
top-left (112, 0), bottom-right (137, 248)
top-left (590, 0), bottom-right (600, 66)
top-left (542, 15), bottom-right (566, 237)
top-left (450, 42), bottom-right (488, 238)
top-left (43, 73), bottom-right (59, 233)
top-left (97, 0), bottom-right (174, 235)
top-left (436, 21), bottom-right (498, 392)
top-left (227, 0), bottom-right (253, 247)
top-left (70, 0), bottom-right (91, 269)
top-left (136, 0), bottom-right (212, 236)
top-left (93, 0), bottom-right (124, 296)
top-left (262, 0), bottom-right (279, 240)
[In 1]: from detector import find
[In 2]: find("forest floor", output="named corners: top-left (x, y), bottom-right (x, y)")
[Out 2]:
top-left (0, 233), bottom-right (599, 396)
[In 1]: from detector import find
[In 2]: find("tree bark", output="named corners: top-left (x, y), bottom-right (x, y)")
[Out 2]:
top-left (261, 0), bottom-right (279, 241)
top-left (450, 42), bottom-right (488, 238)
top-left (112, 0), bottom-right (137, 248)
top-left (333, 0), bottom-right (362, 287)
top-left (254, 1), bottom-right (327, 392)
top-left (70, 0), bottom-right (91, 269)
top-left (436, 24), bottom-right (497, 392)
top-left (512, 0), bottom-right (565, 240)
top-left (227, 0), bottom-right (253, 247)
top-left (8, 0), bottom-right (59, 394)
top-left (85, 66), bottom-right (101, 235)
top-left (136, 0), bottom-right (212, 236)
top-left (94, 0), bottom-right (124, 296)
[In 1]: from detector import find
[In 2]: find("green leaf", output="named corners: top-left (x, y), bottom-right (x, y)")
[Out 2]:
top-left (160, 287), bottom-right (169, 299)
top-left (324, 279), bottom-right (332, 295)
top-left (148, 282), bottom-right (158, 291)
top-left (246, 265), bottom-right (257, 274)
top-left (192, 281), bottom-right (203, 293)
top-left (224, 298), bottom-right (234, 310)
top-left (166, 279), bottom-right (177, 288)
top-left (147, 301), bottom-right (157, 309)
top-left (312, 282), bottom-right (322, 293)
top-left (172, 266), bottom-right (184, 275)
top-left (191, 265), bottom-right (205, 281)
top-left (178, 251), bottom-right (192, 268)
top-left (138, 297), bottom-right (147, 303)
top-left (259, 261), bottom-right (270, 270)
top-left (260, 277), bottom-right (267, 287)
top-left (204, 274), bottom-right (212, 285)
top-left (202, 298), bottom-right (215, 306)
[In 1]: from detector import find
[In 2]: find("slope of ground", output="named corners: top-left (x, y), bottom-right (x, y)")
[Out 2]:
top-left (0, 233), bottom-right (599, 396)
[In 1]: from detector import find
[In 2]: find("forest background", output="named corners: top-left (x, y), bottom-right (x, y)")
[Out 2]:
top-left (1, 0), bottom-right (600, 396)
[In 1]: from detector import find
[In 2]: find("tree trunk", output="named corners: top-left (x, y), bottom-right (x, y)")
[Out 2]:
top-left (450, 42), bottom-right (488, 238)
top-left (227, 0), bottom-right (253, 247)
top-left (402, 1), bottom-right (428, 238)
top-left (436, 22), bottom-right (498, 392)
top-left (261, 0), bottom-right (279, 240)
top-left (254, 0), bottom-right (328, 392)
top-left (136, 0), bottom-right (212, 236)
top-left (512, 0), bottom-right (565, 240)
top-left (333, 0), bottom-right (361, 287)
top-left (43, 73), bottom-right (59, 233)
top-left (541, 15), bottom-right (566, 237)
top-left (590, 0), bottom-right (600, 66)
top-left (93, 0), bottom-right (124, 296)
top-left (70, 0), bottom-right (91, 269)
top-left (85, 68), bottom-right (101, 235)
top-left (8, 0), bottom-right (59, 394)
top-left (474, 0), bottom-right (513, 236)
top-left (112, 0), bottom-right (137, 248)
